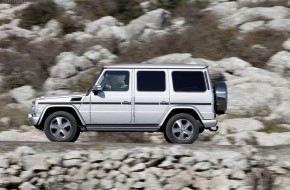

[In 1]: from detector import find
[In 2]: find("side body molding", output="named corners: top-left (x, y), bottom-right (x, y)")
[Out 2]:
top-left (37, 105), bottom-right (86, 126)
top-left (158, 106), bottom-right (204, 127)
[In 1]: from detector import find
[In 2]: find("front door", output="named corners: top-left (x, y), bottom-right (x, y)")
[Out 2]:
top-left (90, 69), bottom-right (132, 124)
top-left (134, 69), bottom-right (170, 124)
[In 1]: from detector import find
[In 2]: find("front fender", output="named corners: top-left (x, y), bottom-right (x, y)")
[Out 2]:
top-left (37, 105), bottom-right (86, 126)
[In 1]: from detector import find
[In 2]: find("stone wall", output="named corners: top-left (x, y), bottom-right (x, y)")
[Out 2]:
top-left (0, 144), bottom-right (289, 190)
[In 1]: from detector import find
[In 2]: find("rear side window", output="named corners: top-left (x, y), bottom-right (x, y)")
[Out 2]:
top-left (137, 71), bottom-right (166, 91)
top-left (172, 71), bottom-right (206, 92)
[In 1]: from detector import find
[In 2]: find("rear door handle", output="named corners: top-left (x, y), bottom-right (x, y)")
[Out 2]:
top-left (160, 101), bottom-right (169, 105)
top-left (122, 101), bottom-right (131, 105)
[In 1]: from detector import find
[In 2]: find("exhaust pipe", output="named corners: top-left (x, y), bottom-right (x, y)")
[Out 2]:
top-left (209, 126), bottom-right (218, 132)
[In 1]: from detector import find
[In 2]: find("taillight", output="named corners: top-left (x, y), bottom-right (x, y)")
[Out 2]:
top-left (214, 112), bottom-right (216, 118)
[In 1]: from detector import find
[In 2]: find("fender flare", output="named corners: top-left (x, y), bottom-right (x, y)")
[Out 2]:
top-left (158, 106), bottom-right (204, 127)
top-left (37, 105), bottom-right (86, 126)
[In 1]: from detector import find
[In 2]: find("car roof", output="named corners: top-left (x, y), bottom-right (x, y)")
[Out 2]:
top-left (104, 63), bottom-right (208, 69)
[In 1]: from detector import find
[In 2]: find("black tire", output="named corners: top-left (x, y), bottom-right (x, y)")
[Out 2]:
top-left (163, 132), bottom-right (173, 143)
top-left (199, 127), bottom-right (205, 133)
top-left (164, 113), bottom-right (199, 144)
top-left (44, 111), bottom-right (80, 142)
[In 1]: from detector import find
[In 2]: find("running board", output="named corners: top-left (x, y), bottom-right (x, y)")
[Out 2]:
top-left (85, 124), bottom-right (160, 132)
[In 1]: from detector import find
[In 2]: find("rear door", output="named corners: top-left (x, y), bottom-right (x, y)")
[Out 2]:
top-left (169, 69), bottom-right (214, 120)
top-left (134, 69), bottom-right (170, 124)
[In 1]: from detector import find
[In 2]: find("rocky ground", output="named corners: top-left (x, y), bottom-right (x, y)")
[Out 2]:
top-left (0, 1), bottom-right (290, 144)
top-left (1, 1), bottom-right (290, 189)
top-left (0, 143), bottom-right (288, 190)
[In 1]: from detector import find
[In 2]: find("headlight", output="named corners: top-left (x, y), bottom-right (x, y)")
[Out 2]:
top-left (32, 100), bottom-right (36, 115)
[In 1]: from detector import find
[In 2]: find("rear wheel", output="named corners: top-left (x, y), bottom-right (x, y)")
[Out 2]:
top-left (164, 113), bottom-right (199, 144)
top-left (44, 111), bottom-right (80, 142)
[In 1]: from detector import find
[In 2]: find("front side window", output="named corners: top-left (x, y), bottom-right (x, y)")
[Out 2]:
top-left (172, 71), bottom-right (206, 92)
top-left (99, 70), bottom-right (129, 91)
top-left (137, 71), bottom-right (166, 92)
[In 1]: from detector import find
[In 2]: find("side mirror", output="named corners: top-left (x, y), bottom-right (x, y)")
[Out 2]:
top-left (92, 85), bottom-right (102, 95)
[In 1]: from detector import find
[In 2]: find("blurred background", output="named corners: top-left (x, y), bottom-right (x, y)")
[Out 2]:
top-left (0, 0), bottom-right (290, 145)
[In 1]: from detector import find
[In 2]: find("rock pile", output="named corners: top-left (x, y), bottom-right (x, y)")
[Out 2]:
top-left (0, 145), bottom-right (289, 190)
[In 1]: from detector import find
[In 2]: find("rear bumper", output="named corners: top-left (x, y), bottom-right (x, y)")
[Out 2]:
top-left (202, 119), bottom-right (218, 129)
top-left (28, 114), bottom-right (39, 126)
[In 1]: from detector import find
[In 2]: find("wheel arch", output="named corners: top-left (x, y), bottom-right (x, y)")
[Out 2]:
top-left (159, 107), bottom-right (204, 131)
top-left (37, 105), bottom-right (86, 129)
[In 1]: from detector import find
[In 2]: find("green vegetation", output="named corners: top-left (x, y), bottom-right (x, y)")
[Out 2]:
top-left (245, 0), bottom-right (288, 7)
top-left (118, 11), bottom-right (289, 69)
top-left (115, 0), bottom-right (143, 24)
top-left (70, 70), bottom-right (97, 92)
top-left (19, 0), bottom-right (58, 29)
top-left (75, 0), bottom-right (143, 24)
top-left (0, 101), bottom-right (28, 131)
top-left (258, 121), bottom-right (290, 133)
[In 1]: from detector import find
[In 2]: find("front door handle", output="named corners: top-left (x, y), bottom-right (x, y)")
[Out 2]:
top-left (122, 101), bottom-right (131, 105)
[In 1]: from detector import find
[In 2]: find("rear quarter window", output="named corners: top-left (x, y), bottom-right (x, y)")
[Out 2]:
top-left (172, 71), bottom-right (206, 92)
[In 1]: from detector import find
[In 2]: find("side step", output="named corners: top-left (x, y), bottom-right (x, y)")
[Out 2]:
top-left (85, 124), bottom-right (160, 132)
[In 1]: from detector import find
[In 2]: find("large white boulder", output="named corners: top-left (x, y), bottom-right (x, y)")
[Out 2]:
top-left (218, 118), bottom-right (264, 135)
top-left (204, 2), bottom-right (239, 19)
top-left (125, 9), bottom-right (171, 38)
top-left (252, 132), bottom-right (290, 146)
top-left (227, 82), bottom-right (277, 116)
top-left (0, 3), bottom-right (31, 21)
top-left (84, 45), bottom-right (117, 65)
top-left (239, 21), bottom-right (265, 33)
top-left (63, 32), bottom-right (98, 53)
top-left (266, 51), bottom-right (290, 78)
top-left (38, 19), bottom-right (62, 38)
top-left (282, 38), bottom-right (290, 51)
top-left (44, 68), bottom-right (96, 91)
top-left (50, 61), bottom-right (77, 79)
top-left (0, 25), bottom-right (35, 41)
top-left (266, 19), bottom-right (290, 32)
top-left (50, 52), bottom-right (93, 79)
top-left (9, 85), bottom-right (35, 104)
top-left (85, 16), bottom-right (122, 35)
top-left (220, 6), bottom-right (290, 29)
top-left (216, 57), bottom-right (251, 74)
top-left (54, 0), bottom-right (76, 11)
top-left (144, 53), bottom-right (199, 64)
top-left (238, 0), bottom-right (268, 6)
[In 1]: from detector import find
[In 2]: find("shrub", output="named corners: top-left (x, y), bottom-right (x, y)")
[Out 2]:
top-left (0, 101), bottom-right (29, 131)
top-left (19, 0), bottom-right (58, 29)
top-left (258, 121), bottom-right (290, 133)
top-left (234, 29), bottom-right (288, 68)
top-left (57, 15), bottom-right (84, 35)
top-left (118, 12), bottom-right (290, 68)
top-left (114, 0), bottom-right (143, 24)
top-left (244, 0), bottom-right (289, 7)
top-left (70, 69), bottom-right (98, 92)
top-left (75, 0), bottom-right (142, 24)
top-left (118, 13), bottom-right (239, 63)
top-left (75, 0), bottom-right (117, 21)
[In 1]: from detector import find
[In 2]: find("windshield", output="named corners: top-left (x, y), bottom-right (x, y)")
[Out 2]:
top-left (86, 69), bottom-right (103, 95)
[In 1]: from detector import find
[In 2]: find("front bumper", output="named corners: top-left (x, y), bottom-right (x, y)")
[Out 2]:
top-left (202, 119), bottom-right (218, 129)
top-left (28, 114), bottom-right (39, 126)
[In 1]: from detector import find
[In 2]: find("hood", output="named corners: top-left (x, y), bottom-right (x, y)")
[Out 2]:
top-left (38, 93), bottom-right (86, 100)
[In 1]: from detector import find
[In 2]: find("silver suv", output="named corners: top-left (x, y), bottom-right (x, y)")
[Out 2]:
top-left (28, 64), bottom-right (227, 144)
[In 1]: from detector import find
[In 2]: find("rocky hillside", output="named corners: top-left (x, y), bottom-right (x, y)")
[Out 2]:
top-left (0, 143), bottom-right (289, 190)
top-left (0, 0), bottom-right (290, 145)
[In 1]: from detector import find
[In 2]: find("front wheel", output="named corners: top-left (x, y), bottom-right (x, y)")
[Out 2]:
top-left (44, 111), bottom-right (80, 142)
top-left (164, 113), bottom-right (199, 144)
